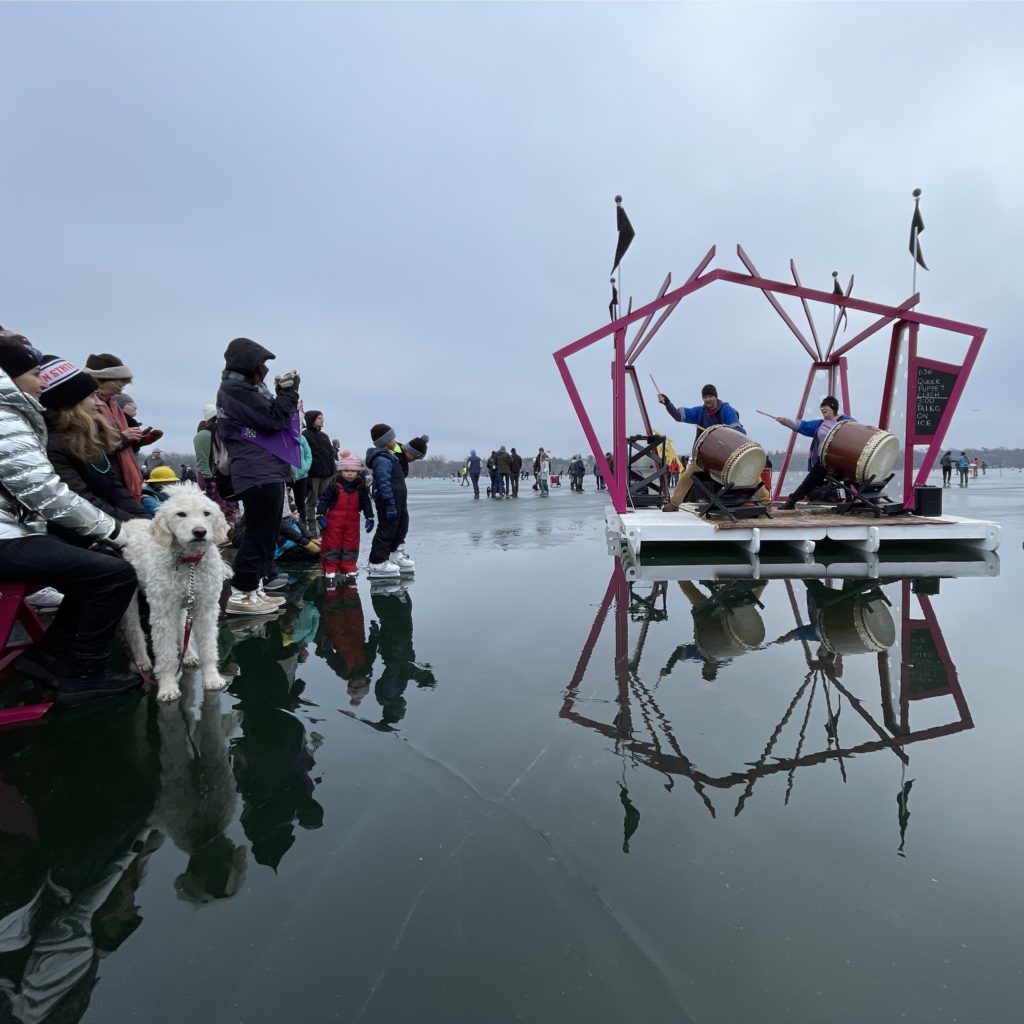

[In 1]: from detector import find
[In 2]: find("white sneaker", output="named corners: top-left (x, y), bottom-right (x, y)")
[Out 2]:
top-left (226, 589), bottom-right (280, 616)
top-left (391, 550), bottom-right (415, 573)
top-left (26, 587), bottom-right (64, 609)
top-left (367, 560), bottom-right (401, 578)
top-left (256, 586), bottom-right (287, 608)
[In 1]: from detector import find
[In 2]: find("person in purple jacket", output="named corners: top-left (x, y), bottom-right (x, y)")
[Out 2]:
top-left (216, 338), bottom-right (302, 615)
top-left (771, 395), bottom-right (852, 509)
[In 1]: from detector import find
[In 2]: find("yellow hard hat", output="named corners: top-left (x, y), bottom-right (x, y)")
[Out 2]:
top-left (147, 465), bottom-right (179, 484)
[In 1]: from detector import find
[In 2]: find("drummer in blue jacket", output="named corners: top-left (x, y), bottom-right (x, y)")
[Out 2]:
top-left (772, 395), bottom-right (852, 509)
top-left (656, 384), bottom-right (752, 510)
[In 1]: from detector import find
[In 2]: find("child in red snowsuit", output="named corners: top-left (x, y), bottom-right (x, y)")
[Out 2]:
top-left (316, 450), bottom-right (374, 582)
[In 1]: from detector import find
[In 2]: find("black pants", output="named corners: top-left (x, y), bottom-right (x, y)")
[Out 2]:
top-left (510, 473), bottom-right (519, 497)
top-left (0, 535), bottom-right (137, 672)
top-left (789, 463), bottom-right (828, 504)
top-left (291, 478), bottom-right (309, 520)
top-left (369, 499), bottom-right (409, 563)
top-left (234, 482), bottom-right (285, 591)
top-left (470, 473), bottom-right (480, 497)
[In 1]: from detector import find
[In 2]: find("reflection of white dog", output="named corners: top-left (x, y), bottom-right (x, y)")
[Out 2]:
top-left (152, 678), bottom-right (246, 902)
top-left (120, 483), bottom-right (233, 702)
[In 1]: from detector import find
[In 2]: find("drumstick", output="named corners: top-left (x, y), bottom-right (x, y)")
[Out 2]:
top-left (649, 373), bottom-right (661, 394)
top-left (756, 409), bottom-right (777, 420)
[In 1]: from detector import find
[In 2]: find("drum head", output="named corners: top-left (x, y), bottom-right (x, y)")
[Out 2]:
top-left (864, 432), bottom-right (900, 481)
top-left (724, 445), bottom-right (767, 487)
top-left (694, 605), bottom-right (765, 659)
top-left (855, 599), bottom-right (896, 652)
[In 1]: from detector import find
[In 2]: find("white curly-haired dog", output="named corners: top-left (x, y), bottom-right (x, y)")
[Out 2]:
top-left (120, 482), bottom-right (233, 702)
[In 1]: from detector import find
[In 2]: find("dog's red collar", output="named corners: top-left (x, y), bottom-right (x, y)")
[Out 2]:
top-left (177, 553), bottom-right (206, 565)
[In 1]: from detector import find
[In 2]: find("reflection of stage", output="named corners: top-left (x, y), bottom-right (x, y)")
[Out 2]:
top-left (617, 544), bottom-right (1000, 582)
top-left (562, 563), bottom-right (972, 826)
top-left (608, 505), bottom-right (1001, 560)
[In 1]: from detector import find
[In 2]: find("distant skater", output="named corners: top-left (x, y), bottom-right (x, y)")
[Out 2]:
top-left (957, 452), bottom-right (970, 487)
top-left (940, 450), bottom-right (953, 488)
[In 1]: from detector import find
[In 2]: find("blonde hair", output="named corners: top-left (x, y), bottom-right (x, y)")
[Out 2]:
top-left (47, 404), bottom-right (122, 462)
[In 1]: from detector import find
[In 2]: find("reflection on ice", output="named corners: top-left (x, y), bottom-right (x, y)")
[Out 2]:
top-left (563, 561), bottom-right (974, 832)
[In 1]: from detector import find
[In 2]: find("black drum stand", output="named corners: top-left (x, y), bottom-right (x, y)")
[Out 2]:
top-left (828, 472), bottom-right (904, 517)
top-left (690, 476), bottom-right (771, 523)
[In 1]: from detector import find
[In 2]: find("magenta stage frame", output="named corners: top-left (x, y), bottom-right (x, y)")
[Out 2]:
top-left (554, 245), bottom-right (986, 512)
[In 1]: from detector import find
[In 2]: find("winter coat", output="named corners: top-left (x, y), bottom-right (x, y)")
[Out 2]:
top-left (293, 434), bottom-right (312, 482)
top-left (318, 477), bottom-right (373, 575)
top-left (662, 397), bottom-right (743, 433)
top-left (364, 446), bottom-right (407, 510)
top-left (494, 449), bottom-right (512, 474)
top-left (46, 434), bottom-right (148, 522)
top-left (509, 451), bottom-right (523, 474)
top-left (0, 366), bottom-right (118, 542)
top-left (215, 339), bottom-right (300, 495)
top-left (193, 426), bottom-right (213, 478)
top-left (303, 412), bottom-right (335, 478)
top-left (467, 453), bottom-right (481, 475)
top-left (784, 415), bottom-right (852, 469)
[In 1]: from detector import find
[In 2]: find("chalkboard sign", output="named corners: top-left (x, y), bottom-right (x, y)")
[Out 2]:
top-left (908, 625), bottom-right (948, 696)
top-left (915, 364), bottom-right (958, 438)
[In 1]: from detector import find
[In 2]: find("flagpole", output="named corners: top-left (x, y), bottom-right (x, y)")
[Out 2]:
top-left (911, 187), bottom-right (922, 295)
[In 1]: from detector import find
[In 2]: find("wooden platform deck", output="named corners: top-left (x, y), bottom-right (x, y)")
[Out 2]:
top-left (606, 504), bottom-right (1001, 558)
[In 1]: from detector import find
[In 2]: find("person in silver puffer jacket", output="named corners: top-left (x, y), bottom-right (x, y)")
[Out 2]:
top-left (0, 333), bottom-right (143, 703)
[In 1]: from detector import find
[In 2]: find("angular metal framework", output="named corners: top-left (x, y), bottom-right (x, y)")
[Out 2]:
top-left (554, 245), bottom-right (986, 511)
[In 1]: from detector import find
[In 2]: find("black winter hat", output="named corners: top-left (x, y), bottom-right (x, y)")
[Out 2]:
top-left (224, 337), bottom-right (275, 374)
top-left (402, 435), bottom-right (430, 461)
top-left (304, 410), bottom-right (323, 430)
top-left (371, 423), bottom-right (396, 447)
top-left (701, 384), bottom-right (718, 398)
top-left (38, 356), bottom-right (99, 410)
top-left (0, 337), bottom-right (42, 379)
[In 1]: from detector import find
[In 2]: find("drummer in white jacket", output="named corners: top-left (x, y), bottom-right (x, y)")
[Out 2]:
top-left (0, 333), bottom-right (142, 703)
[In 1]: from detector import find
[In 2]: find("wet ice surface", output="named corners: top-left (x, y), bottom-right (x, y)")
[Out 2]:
top-left (2, 474), bottom-right (1023, 1024)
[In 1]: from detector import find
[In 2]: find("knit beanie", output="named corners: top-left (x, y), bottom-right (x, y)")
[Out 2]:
top-left (0, 338), bottom-right (43, 379)
top-left (402, 434), bottom-right (430, 461)
top-left (38, 356), bottom-right (99, 410)
top-left (202, 403), bottom-right (217, 421)
top-left (85, 352), bottom-right (133, 380)
top-left (113, 392), bottom-right (135, 409)
top-left (371, 423), bottom-right (396, 448)
top-left (701, 384), bottom-right (718, 398)
top-left (338, 448), bottom-right (362, 471)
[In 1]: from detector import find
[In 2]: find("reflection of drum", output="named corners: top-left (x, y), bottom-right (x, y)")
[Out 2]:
top-left (819, 420), bottom-right (900, 484)
top-left (815, 596), bottom-right (896, 655)
top-left (694, 605), bottom-right (766, 660)
top-left (691, 425), bottom-right (766, 487)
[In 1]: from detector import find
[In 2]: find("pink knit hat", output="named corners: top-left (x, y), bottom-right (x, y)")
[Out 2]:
top-left (338, 448), bottom-right (362, 471)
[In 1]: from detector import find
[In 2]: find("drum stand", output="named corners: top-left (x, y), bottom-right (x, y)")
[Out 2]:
top-left (829, 472), bottom-right (905, 518)
top-left (689, 476), bottom-right (771, 523)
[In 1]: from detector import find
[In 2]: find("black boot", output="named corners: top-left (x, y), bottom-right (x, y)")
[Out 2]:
top-left (51, 658), bottom-right (144, 705)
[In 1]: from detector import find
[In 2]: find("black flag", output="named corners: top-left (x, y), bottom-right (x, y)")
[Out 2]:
top-left (909, 189), bottom-right (928, 271)
top-left (832, 271), bottom-right (848, 331)
top-left (611, 195), bottom-right (635, 272)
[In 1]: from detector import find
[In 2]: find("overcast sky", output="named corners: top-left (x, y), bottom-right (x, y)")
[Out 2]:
top-left (2, 1), bottom-right (1020, 459)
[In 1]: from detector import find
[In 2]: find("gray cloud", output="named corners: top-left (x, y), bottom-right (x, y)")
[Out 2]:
top-left (1, 2), bottom-right (1019, 459)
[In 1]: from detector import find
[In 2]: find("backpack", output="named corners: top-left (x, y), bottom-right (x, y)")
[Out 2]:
top-left (210, 429), bottom-right (235, 499)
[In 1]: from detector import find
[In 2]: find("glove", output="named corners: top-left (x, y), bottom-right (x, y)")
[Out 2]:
top-left (316, 514), bottom-right (326, 530)
top-left (138, 428), bottom-right (164, 446)
top-left (385, 504), bottom-right (397, 522)
top-left (276, 371), bottom-right (300, 391)
top-left (364, 517), bottom-right (375, 533)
